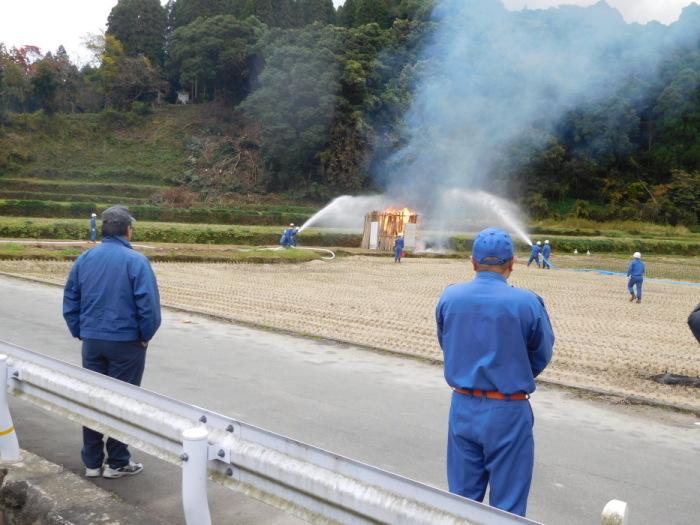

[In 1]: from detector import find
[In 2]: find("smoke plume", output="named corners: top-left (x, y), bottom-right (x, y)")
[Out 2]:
top-left (375, 0), bottom-right (699, 234)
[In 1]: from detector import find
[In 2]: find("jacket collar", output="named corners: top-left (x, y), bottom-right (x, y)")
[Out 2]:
top-left (474, 271), bottom-right (508, 284)
top-left (102, 236), bottom-right (133, 249)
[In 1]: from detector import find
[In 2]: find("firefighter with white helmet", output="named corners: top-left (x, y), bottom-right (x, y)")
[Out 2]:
top-left (627, 252), bottom-right (645, 303)
top-left (541, 240), bottom-right (552, 269)
top-left (279, 223), bottom-right (299, 248)
top-left (89, 213), bottom-right (98, 243)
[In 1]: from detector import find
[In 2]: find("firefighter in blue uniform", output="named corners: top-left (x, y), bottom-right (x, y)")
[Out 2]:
top-left (89, 213), bottom-right (97, 243)
top-left (436, 227), bottom-right (555, 517)
top-left (627, 251), bottom-right (645, 303)
top-left (526, 241), bottom-right (541, 267)
top-left (280, 223), bottom-right (299, 248)
top-left (541, 240), bottom-right (552, 269)
top-left (394, 234), bottom-right (405, 263)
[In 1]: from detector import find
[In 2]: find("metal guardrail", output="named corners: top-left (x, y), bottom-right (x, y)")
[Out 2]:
top-left (0, 340), bottom-right (540, 525)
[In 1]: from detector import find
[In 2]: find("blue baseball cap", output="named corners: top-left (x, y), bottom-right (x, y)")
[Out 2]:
top-left (472, 227), bottom-right (514, 265)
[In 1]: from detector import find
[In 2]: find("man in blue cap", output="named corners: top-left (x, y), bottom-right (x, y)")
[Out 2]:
top-left (63, 205), bottom-right (161, 479)
top-left (436, 227), bottom-right (555, 517)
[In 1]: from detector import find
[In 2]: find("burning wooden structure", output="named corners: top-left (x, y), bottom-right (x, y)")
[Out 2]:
top-left (361, 208), bottom-right (419, 251)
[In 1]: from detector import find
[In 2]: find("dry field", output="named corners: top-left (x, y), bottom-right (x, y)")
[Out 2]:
top-left (1, 257), bottom-right (698, 409)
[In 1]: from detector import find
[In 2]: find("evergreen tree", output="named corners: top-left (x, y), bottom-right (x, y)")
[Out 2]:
top-left (107, 0), bottom-right (167, 64)
top-left (169, 0), bottom-right (234, 30)
top-left (31, 58), bottom-right (59, 114)
top-left (167, 15), bottom-right (265, 102)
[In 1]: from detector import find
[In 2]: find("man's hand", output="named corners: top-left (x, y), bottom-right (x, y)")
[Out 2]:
top-left (140, 341), bottom-right (148, 349)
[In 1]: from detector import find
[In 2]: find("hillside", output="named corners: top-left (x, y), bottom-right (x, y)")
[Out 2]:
top-left (0, 103), bottom-right (328, 231)
top-left (1, 0), bottom-right (699, 227)
top-left (0, 104), bottom-right (268, 199)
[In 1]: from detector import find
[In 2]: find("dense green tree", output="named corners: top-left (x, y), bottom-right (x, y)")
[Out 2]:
top-left (98, 35), bottom-right (163, 109)
top-left (167, 15), bottom-right (265, 103)
top-left (297, 0), bottom-right (335, 26)
top-left (0, 45), bottom-right (32, 112)
top-left (31, 58), bottom-right (59, 114)
top-left (107, 0), bottom-right (167, 64)
top-left (243, 25), bottom-right (342, 188)
top-left (168, 0), bottom-right (234, 30)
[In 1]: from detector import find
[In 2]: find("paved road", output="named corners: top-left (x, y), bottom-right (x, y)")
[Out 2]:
top-left (1, 275), bottom-right (698, 524)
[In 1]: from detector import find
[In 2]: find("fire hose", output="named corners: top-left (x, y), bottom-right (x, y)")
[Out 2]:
top-left (253, 246), bottom-right (336, 261)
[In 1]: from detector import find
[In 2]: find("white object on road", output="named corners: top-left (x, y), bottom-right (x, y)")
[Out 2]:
top-left (0, 355), bottom-right (20, 462)
top-left (601, 499), bottom-right (629, 525)
top-left (182, 426), bottom-right (212, 525)
top-left (404, 223), bottom-right (417, 250)
top-left (369, 221), bottom-right (379, 249)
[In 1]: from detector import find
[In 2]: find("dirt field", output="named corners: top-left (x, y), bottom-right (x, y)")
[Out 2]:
top-left (1, 256), bottom-right (698, 409)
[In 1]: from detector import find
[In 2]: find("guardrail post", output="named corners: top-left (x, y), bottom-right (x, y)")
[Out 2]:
top-left (602, 499), bottom-right (629, 525)
top-left (181, 426), bottom-right (212, 525)
top-left (0, 355), bottom-right (20, 462)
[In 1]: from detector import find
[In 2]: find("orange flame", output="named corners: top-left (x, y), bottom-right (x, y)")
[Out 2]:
top-left (380, 207), bottom-right (416, 236)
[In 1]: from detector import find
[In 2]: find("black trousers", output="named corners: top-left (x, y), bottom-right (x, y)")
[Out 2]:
top-left (81, 339), bottom-right (146, 468)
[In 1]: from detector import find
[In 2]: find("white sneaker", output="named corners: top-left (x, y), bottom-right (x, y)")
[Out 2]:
top-left (85, 466), bottom-right (102, 478)
top-left (102, 461), bottom-right (143, 478)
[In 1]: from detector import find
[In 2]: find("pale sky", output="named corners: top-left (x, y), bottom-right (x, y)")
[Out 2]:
top-left (502, 0), bottom-right (695, 24)
top-left (0, 0), bottom-right (694, 64)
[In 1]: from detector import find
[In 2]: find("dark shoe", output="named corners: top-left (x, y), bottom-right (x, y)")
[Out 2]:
top-left (102, 461), bottom-right (143, 478)
top-left (636, 298), bottom-right (641, 304)
top-left (629, 294), bottom-right (635, 302)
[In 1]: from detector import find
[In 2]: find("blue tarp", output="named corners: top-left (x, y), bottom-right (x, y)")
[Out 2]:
top-left (569, 268), bottom-right (700, 287)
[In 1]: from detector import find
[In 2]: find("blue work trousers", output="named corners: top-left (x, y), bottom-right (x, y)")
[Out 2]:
top-left (89, 229), bottom-right (96, 242)
top-left (627, 277), bottom-right (643, 299)
top-left (394, 247), bottom-right (402, 262)
top-left (447, 393), bottom-right (534, 517)
top-left (526, 255), bottom-right (540, 268)
top-left (81, 339), bottom-right (146, 469)
top-left (542, 257), bottom-right (551, 269)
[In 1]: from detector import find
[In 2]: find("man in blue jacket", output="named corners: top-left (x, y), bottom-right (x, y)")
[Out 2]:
top-left (63, 206), bottom-right (161, 479)
top-left (436, 227), bottom-right (554, 516)
top-left (627, 251), bottom-right (645, 304)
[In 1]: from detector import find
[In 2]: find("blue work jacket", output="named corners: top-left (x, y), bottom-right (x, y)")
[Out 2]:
top-left (530, 245), bottom-right (541, 257)
top-left (63, 236), bottom-right (161, 342)
top-left (89, 217), bottom-right (96, 230)
top-left (395, 237), bottom-right (405, 251)
top-left (542, 245), bottom-right (551, 258)
top-left (436, 271), bottom-right (554, 394)
top-left (627, 260), bottom-right (645, 278)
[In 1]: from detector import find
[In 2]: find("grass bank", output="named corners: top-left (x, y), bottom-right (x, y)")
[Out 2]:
top-left (449, 233), bottom-right (700, 256)
top-left (0, 217), bottom-right (361, 247)
top-left (0, 199), bottom-right (316, 226)
top-left (0, 241), bottom-right (328, 264)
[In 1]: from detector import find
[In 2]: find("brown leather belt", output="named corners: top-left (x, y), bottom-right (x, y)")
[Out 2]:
top-left (453, 387), bottom-right (529, 400)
